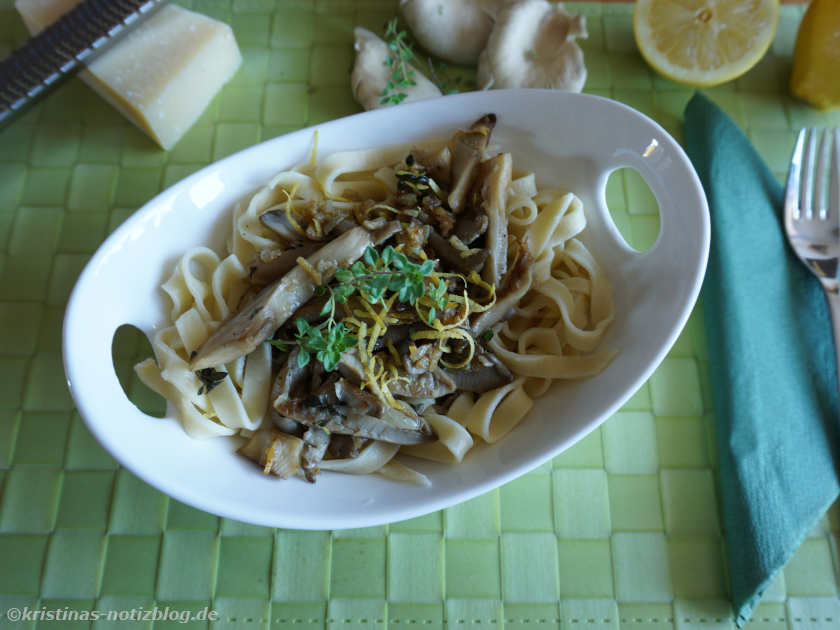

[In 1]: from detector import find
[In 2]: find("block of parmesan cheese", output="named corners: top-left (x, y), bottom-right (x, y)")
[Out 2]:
top-left (15, 0), bottom-right (242, 150)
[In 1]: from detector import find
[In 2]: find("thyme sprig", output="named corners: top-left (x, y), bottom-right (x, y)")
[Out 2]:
top-left (270, 246), bottom-right (449, 371)
top-left (380, 18), bottom-right (416, 106)
top-left (330, 246), bottom-right (446, 323)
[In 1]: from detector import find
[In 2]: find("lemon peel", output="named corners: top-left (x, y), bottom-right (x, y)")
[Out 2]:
top-left (790, 0), bottom-right (840, 110)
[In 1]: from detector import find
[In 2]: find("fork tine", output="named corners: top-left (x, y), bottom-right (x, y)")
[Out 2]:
top-left (831, 129), bottom-right (840, 222)
top-left (786, 128), bottom-right (806, 221)
top-left (815, 129), bottom-right (830, 220)
top-left (802, 127), bottom-right (818, 219)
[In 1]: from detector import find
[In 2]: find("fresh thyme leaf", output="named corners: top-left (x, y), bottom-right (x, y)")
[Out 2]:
top-left (363, 247), bottom-right (376, 266)
top-left (269, 339), bottom-right (292, 352)
top-left (382, 246), bottom-right (394, 266)
top-left (320, 297), bottom-right (333, 317)
top-left (281, 246), bottom-right (458, 372)
top-left (195, 367), bottom-right (227, 395)
top-left (481, 329), bottom-right (494, 343)
top-left (380, 18), bottom-right (415, 106)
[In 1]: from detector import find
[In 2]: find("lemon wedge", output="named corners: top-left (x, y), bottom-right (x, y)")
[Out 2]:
top-left (633, 0), bottom-right (779, 87)
top-left (790, 0), bottom-right (840, 110)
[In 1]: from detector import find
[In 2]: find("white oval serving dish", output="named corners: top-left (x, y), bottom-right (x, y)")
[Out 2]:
top-left (63, 89), bottom-right (709, 529)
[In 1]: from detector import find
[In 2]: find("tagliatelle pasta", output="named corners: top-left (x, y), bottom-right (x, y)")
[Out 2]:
top-left (135, 114), bottom-right (615, 485)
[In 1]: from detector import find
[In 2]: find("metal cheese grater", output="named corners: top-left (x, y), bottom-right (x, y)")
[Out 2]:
top-left (0, 0), bottom-right (169, 128)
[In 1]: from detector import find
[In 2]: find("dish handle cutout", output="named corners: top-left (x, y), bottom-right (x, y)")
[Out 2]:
top-left (592, 135), bottom-right (708, 271)
top-left (602, 167), bottom-right (661, 253)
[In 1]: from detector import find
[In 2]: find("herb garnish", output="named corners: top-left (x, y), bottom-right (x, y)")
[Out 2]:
top-left (270, 246), bottom-right (450, 370)
top-left (196, 367), bottom-right (227, 395)
top-left (331, 246), bottom-right (447, 324)
top-left (380, 18), bottom-right (416, 106)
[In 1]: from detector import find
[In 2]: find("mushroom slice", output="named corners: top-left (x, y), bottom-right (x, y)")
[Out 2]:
top-left (471, 251), bottom-right (534, 334)
top-left (328, 435), bottom-right (368, 460)
top-left (191, 227), bottom-right (372, 370)
top-left (275, 398), bottom-right (434, 445)
top-left (477, 152), bottom-right (513, 287)
top-left (300, 426), bottom-right (330, 482)
top-left (249, 243), bottom-right (319, 285)
top-left (338, 349), bottom-right (367, 385)
top-left (388, 370), bottom-right (457, 399)
top-left (259, 209), bottom-right (304, 241)
top-left (442, 350), bottom-right (514, 393)
top-left (267, 347), bottom-right (313, 434)
top-left (413, 145), bottom-right (452, 188)
top-left (370, 220), bottom-right (402, 245)
top-left (334, 379), bottom-right (385, 417)
top-left (448, 113), bottom-right (496, 213)
top-left (453, 209), bottom-right (489, 245)
top-left (284, 295), bottom-right (330, 328)
top-left (238, 428), bottom-right (304, 479)
top-left (399, 0), bottom-right (495, 65)
top-left (477, 0), bottom-right (588, 92)
top-left (428, 228), bottom-right (488, 274)
top-left (351, 27), bottom-right (441, 111)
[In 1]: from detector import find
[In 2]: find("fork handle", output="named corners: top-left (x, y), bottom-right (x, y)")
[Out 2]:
top-left (825, 289), bottom-right (840, 394)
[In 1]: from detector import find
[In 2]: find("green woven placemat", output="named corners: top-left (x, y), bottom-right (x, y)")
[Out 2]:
top-left (1, 1), bottom-right (840, 628)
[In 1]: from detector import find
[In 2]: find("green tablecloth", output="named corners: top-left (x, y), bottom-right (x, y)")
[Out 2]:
top-left (1, 1), bottom-right (839, 628)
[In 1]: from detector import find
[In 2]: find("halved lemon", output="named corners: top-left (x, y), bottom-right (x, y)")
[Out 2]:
top-left (633, 0), bottom-right (779, 87)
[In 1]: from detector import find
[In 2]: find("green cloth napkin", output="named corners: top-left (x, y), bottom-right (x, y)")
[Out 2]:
top-left (683, 93), bottom-right (840, 626)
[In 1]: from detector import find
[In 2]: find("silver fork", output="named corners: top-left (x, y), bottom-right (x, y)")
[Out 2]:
top-left (784, 127), bottom-right (840, 379)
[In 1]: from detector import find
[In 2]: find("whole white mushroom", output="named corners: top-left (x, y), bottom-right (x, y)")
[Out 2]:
top-left (399, 0), bottom-right (503, 65)
top-left (477, 0), bottom-right (588, 92)
top-left (351, 27), bottom-right (442, 111)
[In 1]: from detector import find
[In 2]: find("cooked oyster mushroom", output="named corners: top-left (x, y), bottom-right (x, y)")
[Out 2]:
top-left (476, 152), bottom-right (513, 287)
top-left (328, 434), bottom-right (369, 459)
top-left (453, 209), bottom-right (489, 245)
top-left (249, 243), bottom-right (319, 285)
top-left (448, 114), bottom-right (496, 213)
top-left (275, 379), bottom-right (435, 445)
top-left (300, 426), bottom-right (330, 482)
top-left (191, 227), bottom-right (373, 370)
top-left (428, 228), bottom-right (488, 274)
top-left (471, 250), bottom-right (534, 334)
top-left (238, 428), bottom-right (304, 479)
top-left (442, 348), bottom-right (513, 392)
